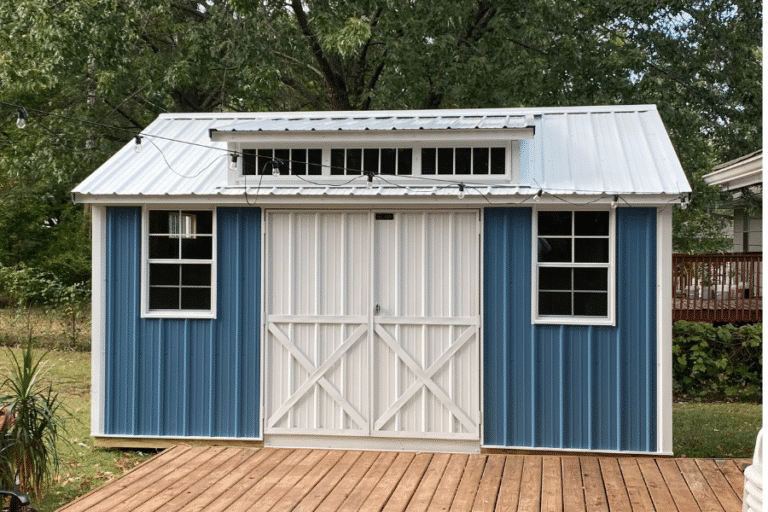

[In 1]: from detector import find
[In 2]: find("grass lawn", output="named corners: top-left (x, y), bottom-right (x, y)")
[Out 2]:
top-left (673, 400), bottom-right (762, 459)
top-left (0, 346), bottom-right (759, 511)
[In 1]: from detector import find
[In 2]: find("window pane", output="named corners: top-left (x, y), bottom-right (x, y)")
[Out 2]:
top-left (186, 211), bottom-right (212, 234)
top-left (381, 148), bottom-right (396, 174)
top-left (539, 238), bottom-right (571, 262)
top-left (291, 149), bottom-right (306, 175)
top-left (308, 149), bottom-right (322, 175)
top-left (181, 288), bottom-right (211, 310)
top-left (575, 238), bottom-right (609, 263)
top-left (182, 264), bottom-right (211, 286)
top-left (258, 149), bottom-right (273, 175)
top-left (437, 148), bottom-right (453, 175)
top-left (364, 148), bottom-right (379, 175)
top-left (150, 263), bottom-right (179, 286)
top-left (573, 292), bottom-right (607, 316)
top-left (149, 211), bottom-right (172, 234)
top-left (181, 236), bottom-right (212, 259)
top-left (538, 211), bottom-right (572, 236)
top-left (347, 149), bottom-right (362, 174)
top-left (574, 268), bottom-right (608, 291)
top-left (242, 149), bottom-right (256, 176)
top-left (150, 287), bottom-right (179, 309)
top-left (490, 147), bottom-right (505, 174)
top-left (149, 236), bottom-right (178, 259)
top-left (331, 149), bottom-right (345, 175)
top-left (539, 292), bottom-right (571, 315)
top-left (274, 149), bottom-right (290, 174)
top-left (455, 148), bottom-right (471, 175)
top-left (473, 148), bottom-right (488, 174)
top-left (398, 148), bottom-right (412, 175)
top-left (421, 148), bottom-right (436, 174)
top-left (575, 211), bottom-right (609, 236)
top-left (539, 267), bottom-right (571, 290)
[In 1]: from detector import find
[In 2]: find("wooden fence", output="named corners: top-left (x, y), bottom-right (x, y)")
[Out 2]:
top-left (673, 252), bottom-right (762, 323)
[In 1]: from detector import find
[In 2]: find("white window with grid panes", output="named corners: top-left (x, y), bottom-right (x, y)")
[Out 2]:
top-left (142, 208), bottom-right (216, 318)
top-left (533, 209), bottom-right (615, 325)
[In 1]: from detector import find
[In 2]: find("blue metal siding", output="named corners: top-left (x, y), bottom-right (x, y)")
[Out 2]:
top-left (104, 207), bottom-right (261, 438)
top-left (483, 207), bottom-right (657, 452)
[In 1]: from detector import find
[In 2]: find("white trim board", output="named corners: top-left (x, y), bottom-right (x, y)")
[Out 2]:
top-left (265, 434), bottom-right (480, 454)
top-left (656, 208), bottom-right (674, 454)
top-left (90, 205), bottom-right (107, 437)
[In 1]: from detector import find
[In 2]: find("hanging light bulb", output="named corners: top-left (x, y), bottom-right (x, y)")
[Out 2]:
top-left (133, 136), bottom-right (142, 154)
top-left (271, 159), bottom-right (281, 176)
top-left (611, 195), bottom-right (619, 209)
top-left (366, 171), bottom-right (374, 189)
top-left (533, 189), bottom-right (543, 202)
top-left (229, 153), bottom-right (239, 171)
top-left (457, 183), bottom-right (465, 199)
top-left (16, 108), bottom-right (27, 129)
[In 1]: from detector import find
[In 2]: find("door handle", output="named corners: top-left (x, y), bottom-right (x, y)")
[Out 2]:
top-left (374, 303), bottom-right (380, 315)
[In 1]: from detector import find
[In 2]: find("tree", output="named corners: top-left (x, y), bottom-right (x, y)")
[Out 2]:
top-left (0, 0), bottom-right (761, 275)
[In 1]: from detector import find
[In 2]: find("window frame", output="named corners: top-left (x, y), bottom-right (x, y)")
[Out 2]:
top-left (141, 206), bottom-right (217, 319)
top-left (531, 206), bottom-right (616, 326)
top-left (231, 139), bottom-right (520, 185)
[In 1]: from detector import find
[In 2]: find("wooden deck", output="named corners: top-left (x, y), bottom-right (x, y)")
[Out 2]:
top-left (55, 446), bottom-right (750, 512)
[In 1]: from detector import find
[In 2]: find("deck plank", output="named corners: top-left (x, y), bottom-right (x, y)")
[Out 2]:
top-left (160, 448), bottom-right (264, 512)
top-left (715, 459), bottom-right (747, 497)
top-left (336, 451), bottom-right (399, 511)
top-left (618, 458), bottom-right (655, 512)
top-left (209, 448), bottom-right (311, 512)
top-left (270, 449), bottom-right (346, 512)
top-left (314, 450), bottom-right (380, 512)
top-left (359, 452), bottom-right (417, 512)
top-left (293, 450), bottom-right (364, 511)
top-left (597, 458), bottom-right (632, 512)
top-left (426, 453), bottom-right (469, 511)
top-left (132, 446), bottom-right (238, 512)
top-left (676, 458), bottom-right (725, 512)
top-left (656, 458), bottom-right (701, 512)
top-left (404, 453), bottom-right (451, 512)
top-left (696, 459), bottom-right (742, 512)
top-left (636, 457), bottom-right (679, 512)
top-left (382, 453), bottom-right (434, 512)
top-left (539, 456), bottom-right (562, 512)
top-left (472, 455), bottom-right (505, 512)
top-left (495, 456), bottom-right (524, 512)
top-left (449, 454), bottom-right (487, 512)
top-left (580, 457), bottom-right (609, 512)
top-left (85, 446), bottom-right (220, 512)
top-left (516, 456), bottom-right (542, 512)
top-left (56, 445), bottom-right (193, 512)
top-left (560, 456), bottom-right (585, 512)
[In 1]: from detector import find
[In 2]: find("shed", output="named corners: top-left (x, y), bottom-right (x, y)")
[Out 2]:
top-left (73, 105), bottom-right (691, 455)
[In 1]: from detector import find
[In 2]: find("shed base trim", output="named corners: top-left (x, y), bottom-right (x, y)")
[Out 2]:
top-left (93, 436), bottom-right (264, 450)
top-left (265, 434), bottom-right (480, 454)
top-left (481, 444), bottom-right (673, 457)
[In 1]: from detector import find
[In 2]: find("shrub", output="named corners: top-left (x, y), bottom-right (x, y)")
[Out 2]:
top-left (673, 321), bottom-right (762, 400)
top-left (0, 342), bottom-right (66, 499)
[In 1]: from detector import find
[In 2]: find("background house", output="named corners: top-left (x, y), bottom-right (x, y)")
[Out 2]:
top-left (73, 106), bottom-right (690, 455)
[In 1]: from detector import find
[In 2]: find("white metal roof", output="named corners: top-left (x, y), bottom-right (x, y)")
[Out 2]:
top-left (73, 106), bottom-right (691, 203)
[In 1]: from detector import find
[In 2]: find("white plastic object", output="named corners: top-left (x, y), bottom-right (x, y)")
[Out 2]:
top-left (743, 428), bottom-right (763, 512)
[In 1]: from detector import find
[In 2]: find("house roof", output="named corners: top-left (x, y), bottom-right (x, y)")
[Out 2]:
top-left (72, 105), bottom-right (691, 204)
top-left (703, 149), bottom-right (762, 191)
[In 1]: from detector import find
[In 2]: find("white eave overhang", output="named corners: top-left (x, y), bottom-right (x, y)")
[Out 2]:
top-left (703, 150), bottom-right (762, 191)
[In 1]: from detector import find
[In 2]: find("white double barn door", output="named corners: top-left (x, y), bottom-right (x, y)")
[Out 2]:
top-left (264, 210), bottom-right (480, 441)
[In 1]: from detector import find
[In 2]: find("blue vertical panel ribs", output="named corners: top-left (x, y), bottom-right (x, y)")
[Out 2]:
top-left (484, 207), bottom-right (657, 452)
top-left (104, 207), bottom-right (261, 438)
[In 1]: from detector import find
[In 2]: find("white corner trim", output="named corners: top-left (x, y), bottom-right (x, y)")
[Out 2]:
top-left (91, 205), bottom-right (107, 436)
top-left (656, 208), bottom-right (673, 454)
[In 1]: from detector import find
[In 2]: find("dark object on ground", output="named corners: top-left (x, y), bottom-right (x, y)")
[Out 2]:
top-left (0, 489), bottom-right (30, 512)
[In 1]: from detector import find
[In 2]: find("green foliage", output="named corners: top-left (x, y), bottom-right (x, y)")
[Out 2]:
top-left (0, 265), bottom-right (89, 308)
top-left (0, 342), bottom-right (67, 499)
top-left (672, 321), bottom-right (762, 400)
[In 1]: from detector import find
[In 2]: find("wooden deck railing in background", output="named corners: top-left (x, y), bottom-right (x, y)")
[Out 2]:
top-left (673, 252), bottom-right (762, 323)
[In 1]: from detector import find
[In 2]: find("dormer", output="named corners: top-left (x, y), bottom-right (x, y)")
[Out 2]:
top-left (208, 111), bottom-right (536, 187)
